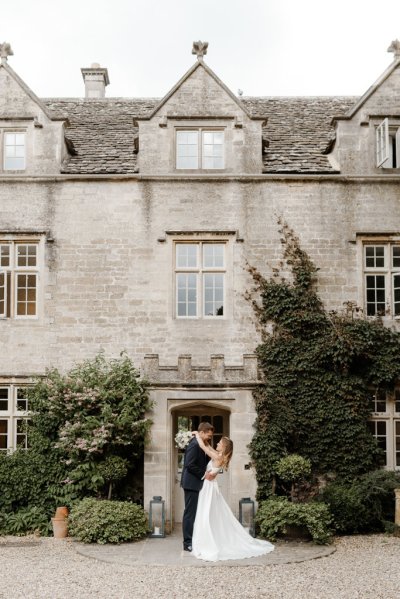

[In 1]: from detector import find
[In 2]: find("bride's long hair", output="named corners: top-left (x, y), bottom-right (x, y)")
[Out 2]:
top-left (219, 437), bottom-right (233, 470)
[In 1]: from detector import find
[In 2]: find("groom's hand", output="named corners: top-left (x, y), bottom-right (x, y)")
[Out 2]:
top-left (204, 471), bottom-right (217, 481)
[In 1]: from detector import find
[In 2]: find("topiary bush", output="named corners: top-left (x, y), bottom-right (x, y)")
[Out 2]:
top-left (68, 498), bottom-right (148, 544)
top-left (321, 469), bottom-right (400, 534)
top-left (275, 454), bottom-right (312, 501)
top-left (256, 497), bottom-right (332, 545)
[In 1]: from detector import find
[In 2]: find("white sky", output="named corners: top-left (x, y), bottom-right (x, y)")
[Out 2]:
top-left (2, 0), bottom-right (400, 99)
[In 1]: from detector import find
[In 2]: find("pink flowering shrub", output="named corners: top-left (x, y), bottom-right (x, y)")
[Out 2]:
top-left (28, 353), bottom-right (151, 500)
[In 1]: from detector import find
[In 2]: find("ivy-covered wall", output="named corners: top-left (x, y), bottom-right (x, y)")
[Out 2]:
top-left (249, 221), bottom-right (400, 499)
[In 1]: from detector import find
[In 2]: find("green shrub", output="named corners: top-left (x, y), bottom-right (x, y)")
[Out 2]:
top-left (68, 498), bottom-right (148, 544)
top-left (0, 448), bottom-right (72, 517)
top-left (322, 469), bottom-right (400, 534)
top-left (256, 497), bottom-right (332, 544)
top-left (0, 506), bottom-right (51, 536)
top-left (275, 455), bottom-right (312, 482)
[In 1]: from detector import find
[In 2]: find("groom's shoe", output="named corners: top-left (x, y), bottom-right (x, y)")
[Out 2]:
top-left (183, 545), bottom-right (192, 552)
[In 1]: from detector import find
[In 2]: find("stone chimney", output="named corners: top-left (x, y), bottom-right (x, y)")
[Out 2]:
top-left (81, 63), bottom-right (110, 98)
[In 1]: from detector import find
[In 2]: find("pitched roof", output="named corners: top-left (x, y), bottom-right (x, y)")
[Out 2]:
top-left (241, 97), bottom-right (357, 173)
top-left (43, 96), bottom-right (357, 175)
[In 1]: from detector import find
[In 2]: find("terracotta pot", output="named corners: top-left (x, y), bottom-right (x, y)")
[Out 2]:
top-left (51, 517), bottom-right (68, 539)
top-left (54, 506), bottom-right (69, 519)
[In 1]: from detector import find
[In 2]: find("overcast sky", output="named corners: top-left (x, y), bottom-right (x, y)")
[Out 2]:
top-left (2, 0), bottom-right (400, 99)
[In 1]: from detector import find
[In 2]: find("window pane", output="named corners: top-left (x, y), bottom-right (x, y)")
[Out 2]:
top-left (176, 131), bottom-right (198, 169)
top-left (0, 245), bottom-right (10, 267)
top-left (176, 273), bottom-right (197, 317)
top-left (16, 273), bottom-right (37, 316)
top-left (396, 421), bottom-right (400, 467)
top-left (204, 273), bottom-right (224, 317)
top-left (366, 275), bottom-right (386, 316)
top-left (395, 390), bottom-right (400, 413)
top-left (394, 275), bottom-right (400, 316)
top-left (17, 245), bottom-right (37, 268)
top-left (202, 131), bottom-right (224, 170)
top-left (393, 246), bottom-right (400, 268)
top-left (4, 133), bottom-right (25, 170)
top-left (16, 388), bottom-right (28, 411)
top-left (203, 244), bottom-right (224, 268)
top-left (0, 419), bottom-right (8, 450)
top-left (365, 245), bottom-right (385, 268)
top-left (176, 244), bottom-right (197, 268)
top-left (213, 415), bottom-right (223, 433)
top-left (0, 388), bottom-right (8, 411)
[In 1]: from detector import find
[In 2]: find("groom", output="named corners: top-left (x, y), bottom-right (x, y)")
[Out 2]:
top-left (181, 421), bottom-right (216, 552)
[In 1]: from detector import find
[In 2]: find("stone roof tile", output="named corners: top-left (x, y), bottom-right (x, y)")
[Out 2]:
top-left (42, 96), bottom-right (357, 174)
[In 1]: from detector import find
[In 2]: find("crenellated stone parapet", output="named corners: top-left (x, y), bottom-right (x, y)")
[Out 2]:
top-left (143, 354), bottom-right (260, 387)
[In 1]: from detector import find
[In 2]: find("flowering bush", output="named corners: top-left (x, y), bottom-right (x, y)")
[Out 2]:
top-left (174, 430), bottom-right (193, 449)
top-left (27, 353), bottom-right (152, 501)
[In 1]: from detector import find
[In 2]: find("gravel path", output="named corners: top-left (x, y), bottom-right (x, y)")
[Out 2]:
top-left (0, 534), bottom-right (399, 599)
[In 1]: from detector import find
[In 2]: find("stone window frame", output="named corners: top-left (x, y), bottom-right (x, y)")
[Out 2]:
top-left (359, 237), bottom-right (400, 318)
top-left (163, 230), bottom-right (239, 322)
top-left (0, 234), bottom-right (44, 320)
top-left (0, 383), bottom-right (31, 452)
top-left (174, 240), bottom-right (226, 319)
top-left (175, 127), bottom-right (225, 170)
top-left (368, 388), bottom-right (400, 470)
top-left (0, 127), bottom-right (27, 173)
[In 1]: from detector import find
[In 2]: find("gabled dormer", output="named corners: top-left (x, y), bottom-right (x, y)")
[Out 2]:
top-left (0, 42), bottom-right (68, 175)
top-left (330, 40), bottom-right (400, 175)
top-left (136, 41), bottom-right (265, 175)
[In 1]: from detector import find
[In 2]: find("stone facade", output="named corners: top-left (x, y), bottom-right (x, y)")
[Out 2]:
top-left (1, 41), bottom-right (400, 525)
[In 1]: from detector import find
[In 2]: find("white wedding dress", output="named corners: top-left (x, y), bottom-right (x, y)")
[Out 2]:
top-left (192, 461), bottom-right (274, 562)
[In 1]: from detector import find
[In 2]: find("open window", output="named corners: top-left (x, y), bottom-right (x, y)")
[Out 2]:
top-left (376, 118), bottom-right (400, 168)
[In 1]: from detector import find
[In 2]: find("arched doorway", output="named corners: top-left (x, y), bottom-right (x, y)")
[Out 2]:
top-left (172, 404), bottom-right (230, 525)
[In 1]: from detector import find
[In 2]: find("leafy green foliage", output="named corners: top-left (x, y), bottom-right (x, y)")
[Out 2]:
top-left (27, 353), bottom-right (152, 500)
top-left (68, 498), bottom-right (148, 544)
top-left (321, 470), bottom-right (400, 534)
top-left (0, 506), bottom-right (51, 536)
top-left (256, 497), bottom-right (332, 544)
top-left (275, 455), bottom-right (311, 482)
top-left (249, 220), bottom-right (400, 499)
top-left (0, 354), bottom-right (151, 537)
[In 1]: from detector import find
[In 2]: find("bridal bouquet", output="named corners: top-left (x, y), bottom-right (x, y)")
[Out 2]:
top-left (174, 430), bottom-right (193, 449)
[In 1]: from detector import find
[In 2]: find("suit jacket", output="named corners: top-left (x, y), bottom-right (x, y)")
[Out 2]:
top-left (180, 437), bottom-right (208, 492)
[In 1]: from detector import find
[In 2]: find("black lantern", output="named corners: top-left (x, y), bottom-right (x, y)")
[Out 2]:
top-left (149, 496), bottom-right (165, 538)
top-left (239, 497), bottom-right (255, 537)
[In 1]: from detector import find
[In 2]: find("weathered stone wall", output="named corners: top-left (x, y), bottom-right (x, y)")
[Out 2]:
top-left (0, 176), bottom-right (399, 375)
top-left (0, 67), bottom-right (65, 174)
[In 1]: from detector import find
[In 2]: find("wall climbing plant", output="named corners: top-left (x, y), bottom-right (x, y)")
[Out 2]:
top-left (248, 220), bottom-right (400, 500)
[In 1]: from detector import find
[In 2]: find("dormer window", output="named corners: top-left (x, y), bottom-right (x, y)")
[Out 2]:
top-left (4, 132), bottom-right (26, 171)
top-left (176, 129), bottom-right (224, 170)
top-left (376, 118), bottom-right (400, 168)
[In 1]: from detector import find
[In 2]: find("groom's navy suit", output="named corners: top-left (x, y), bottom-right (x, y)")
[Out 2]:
top-left (181, 437), bottom-right (208, 549)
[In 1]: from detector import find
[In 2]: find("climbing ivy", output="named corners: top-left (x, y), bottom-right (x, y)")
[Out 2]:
top-left (249, 220), bottom-right (400, 499)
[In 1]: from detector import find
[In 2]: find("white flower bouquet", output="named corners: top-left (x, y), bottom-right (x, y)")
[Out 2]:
top-left (174, 430), bottom-right (193, 449)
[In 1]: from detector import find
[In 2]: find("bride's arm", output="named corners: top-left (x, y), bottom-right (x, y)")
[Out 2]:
top-left (194, 432), bottom-right (220, 460)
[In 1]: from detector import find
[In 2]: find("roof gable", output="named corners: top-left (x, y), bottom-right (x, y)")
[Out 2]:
top-left (0, 60), bottom-right (62, 121)
top-left (335, 57), bottom-right (400, 121)
top-left (144, 59), bottom-right (255, 120)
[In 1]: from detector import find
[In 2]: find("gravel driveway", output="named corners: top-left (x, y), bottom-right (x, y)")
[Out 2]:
top-left (0, 534), bottom-right (399, 599)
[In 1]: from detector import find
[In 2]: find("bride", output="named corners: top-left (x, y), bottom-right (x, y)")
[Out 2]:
top-left (191, 432), bottom-right (274, 562)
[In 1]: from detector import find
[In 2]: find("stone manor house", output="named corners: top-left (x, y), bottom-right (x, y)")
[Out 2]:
top-left (1, 39), bottom-right (400, 527)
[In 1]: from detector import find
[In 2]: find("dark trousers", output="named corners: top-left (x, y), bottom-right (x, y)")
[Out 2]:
top-left (182, 489), bottom-right (199, 548)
